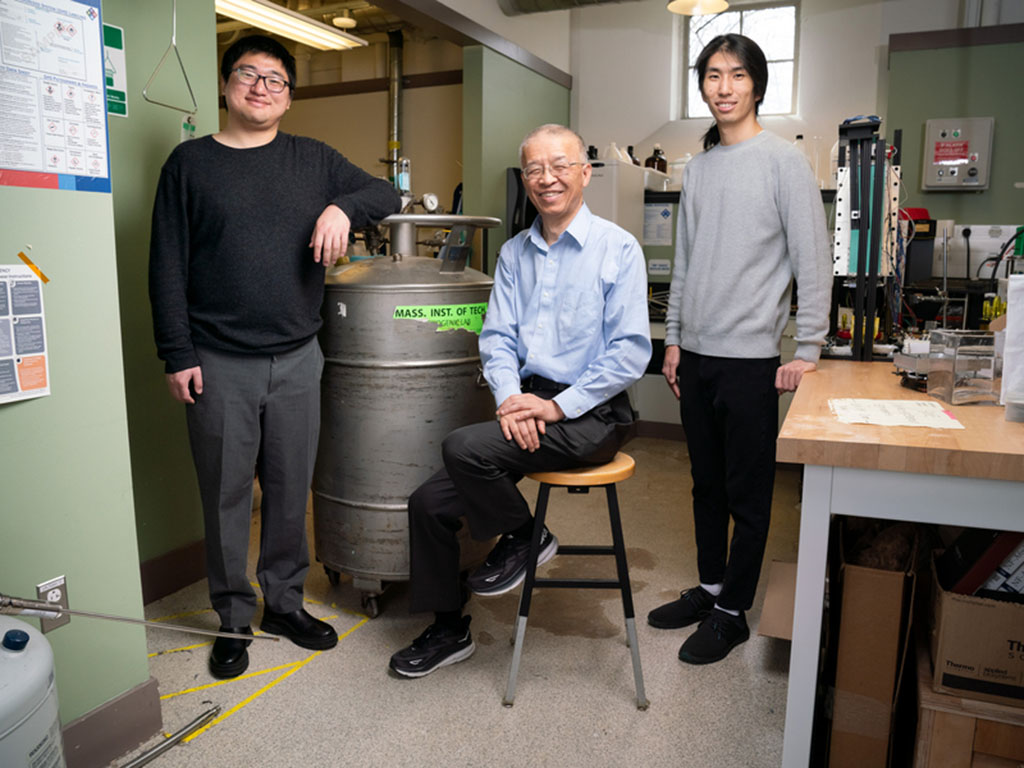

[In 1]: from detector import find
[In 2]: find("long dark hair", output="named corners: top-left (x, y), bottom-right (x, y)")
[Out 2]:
top-left (695, 33), bottom-right (768, 150)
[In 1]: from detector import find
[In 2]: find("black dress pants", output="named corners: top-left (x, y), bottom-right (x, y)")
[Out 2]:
top-left (677, 350), bottom-right (779, 613)
top-left (407, 385), bottom-right (635, 614)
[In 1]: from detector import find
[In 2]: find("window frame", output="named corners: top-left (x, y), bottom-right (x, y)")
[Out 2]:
top-left (680, 0), bottom-right (801, 120)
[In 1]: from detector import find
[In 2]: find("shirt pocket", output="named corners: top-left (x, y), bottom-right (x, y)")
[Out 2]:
top-left (556, 288), bottom-right (603, 347)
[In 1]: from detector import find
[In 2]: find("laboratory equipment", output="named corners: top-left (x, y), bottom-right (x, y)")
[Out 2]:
top-left (313, 216), bottom-right (501, 616)
top-left (927, 329), bottom-right (1000, 405)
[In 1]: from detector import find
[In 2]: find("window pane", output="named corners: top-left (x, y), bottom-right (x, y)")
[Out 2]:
top-left (741, 7), bottom-right (795, 61)
top-left (688, 11), bottom-right (740, 66)
top-left (760, 60), bottom-right (793, 115)
top-left (687, 67), bottom-right (713, 119)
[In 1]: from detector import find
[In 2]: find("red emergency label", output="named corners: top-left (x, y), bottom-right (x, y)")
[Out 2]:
top-left (934, 140), bottom-right (969, 164)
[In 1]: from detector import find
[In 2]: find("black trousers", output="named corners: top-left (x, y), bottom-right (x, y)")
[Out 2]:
top-left (407, 384), bottom-right (635, 613)
top-left (677, 350), bottom-right (779, 613)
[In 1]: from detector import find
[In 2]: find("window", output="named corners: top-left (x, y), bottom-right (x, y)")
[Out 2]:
top-left (683, 2), bottom-right (798, 118)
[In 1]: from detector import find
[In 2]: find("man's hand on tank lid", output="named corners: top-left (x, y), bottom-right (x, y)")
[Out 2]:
top-left (311, 204), bottom-right (351, 267)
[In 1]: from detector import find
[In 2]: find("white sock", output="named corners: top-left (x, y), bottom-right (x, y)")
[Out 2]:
top-left (699, 582), bottom-right (723, 597)
top-left (714, 603), bottom-right (740, 617)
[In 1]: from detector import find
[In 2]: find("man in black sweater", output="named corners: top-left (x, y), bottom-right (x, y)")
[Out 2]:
top-left (149, 35), bottom-right (399, 679)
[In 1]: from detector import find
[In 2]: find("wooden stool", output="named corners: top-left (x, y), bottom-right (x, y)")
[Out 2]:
top-left (502, 451), bottom-right (649, 710)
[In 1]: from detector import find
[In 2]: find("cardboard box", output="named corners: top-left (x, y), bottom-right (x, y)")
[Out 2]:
top-left (829, 534), bottom-right (917, 768)
top-left (758, 560), bottom-right (796, 641)
top-left (930, 551), bottom-right (1024, 708)
top-left (915, 625), bottom-right (1024, 767)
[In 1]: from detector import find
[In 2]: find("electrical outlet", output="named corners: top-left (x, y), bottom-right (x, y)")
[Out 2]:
top-left (36, 575), bottom-right (70, 633)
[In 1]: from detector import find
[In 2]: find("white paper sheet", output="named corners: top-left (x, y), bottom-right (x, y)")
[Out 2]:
top-left (828, 398), bottom-right (965, 429)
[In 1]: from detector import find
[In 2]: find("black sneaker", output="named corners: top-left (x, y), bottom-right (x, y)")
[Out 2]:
top-left (467, 527), bottom-right (558, 596)
top-left (647, 585), bottom-right (716, 629)
top-left (677, 608), bottom-right (750, 665)
top-left (389, 617), bottom-right (475, 678)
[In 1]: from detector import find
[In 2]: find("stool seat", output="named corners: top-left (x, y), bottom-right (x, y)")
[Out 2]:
top-left (526, 451), bottom-right (635, 486)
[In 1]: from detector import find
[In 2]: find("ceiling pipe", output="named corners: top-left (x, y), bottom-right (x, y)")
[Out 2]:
top-left (498, 0), bottom-right (646, 15)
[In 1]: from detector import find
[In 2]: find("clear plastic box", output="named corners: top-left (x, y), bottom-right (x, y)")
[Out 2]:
top-left (927, 330), bottom-right (1000, 405)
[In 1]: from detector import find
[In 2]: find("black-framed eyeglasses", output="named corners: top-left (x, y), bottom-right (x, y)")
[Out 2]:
top-left (232, 67), bottom-right (291, 94)
top-left (522, 161), bottom-right (583, 182)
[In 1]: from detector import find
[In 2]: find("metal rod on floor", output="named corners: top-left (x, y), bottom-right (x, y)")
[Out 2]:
top-left (118, 706), bottom-right (221, 768)
top-left (0, 593), bottom-right (279, 641)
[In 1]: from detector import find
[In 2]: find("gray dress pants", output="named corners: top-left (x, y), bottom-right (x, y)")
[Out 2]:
top-left (186, 338), bottom-right (323, 627)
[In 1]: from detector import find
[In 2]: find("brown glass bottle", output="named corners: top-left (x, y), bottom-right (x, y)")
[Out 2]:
top-left (644, 143), bottom-right (667, 173)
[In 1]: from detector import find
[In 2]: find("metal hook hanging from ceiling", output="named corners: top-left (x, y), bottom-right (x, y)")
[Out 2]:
top-left (142, 0), bottom-right (199, 115)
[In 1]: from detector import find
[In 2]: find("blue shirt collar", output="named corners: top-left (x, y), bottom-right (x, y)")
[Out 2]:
top-left (527, 203), bottom-right (592, 252)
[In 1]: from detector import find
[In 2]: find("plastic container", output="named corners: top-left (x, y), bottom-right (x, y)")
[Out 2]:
top-left (603, 142), bottom-right (630, 163)
top-left (667, 153), bottom-right (691, 189)
top-left (927, 330), bottom-right (1000, 405)
top-left (0, 617), bottom-right (65, 768)
top-left (396, 157), bottom-right (411, 195)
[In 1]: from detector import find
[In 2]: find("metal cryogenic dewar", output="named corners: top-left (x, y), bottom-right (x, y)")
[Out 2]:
top-left (313, 215), bottom-right (501, 616)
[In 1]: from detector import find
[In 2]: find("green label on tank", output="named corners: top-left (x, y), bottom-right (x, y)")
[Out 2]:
top-left (393, 303), bottom-right (488, 334)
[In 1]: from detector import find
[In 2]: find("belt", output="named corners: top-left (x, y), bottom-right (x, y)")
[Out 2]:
top-left (521, 374), bottom-right (571, 393)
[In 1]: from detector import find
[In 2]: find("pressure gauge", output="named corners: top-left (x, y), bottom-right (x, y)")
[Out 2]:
top-left (421, 193), bottom-right (439, 213)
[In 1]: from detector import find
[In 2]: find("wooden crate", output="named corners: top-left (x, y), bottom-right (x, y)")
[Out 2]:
top-left (915, 635), bottom-right (1024, 767)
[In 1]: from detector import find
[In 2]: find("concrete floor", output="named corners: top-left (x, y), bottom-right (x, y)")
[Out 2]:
top-left (116, 437), bottom-right (802, 768)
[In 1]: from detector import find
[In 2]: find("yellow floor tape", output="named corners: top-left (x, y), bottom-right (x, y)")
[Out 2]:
top-left (152, 605), bottom-right (370, 743)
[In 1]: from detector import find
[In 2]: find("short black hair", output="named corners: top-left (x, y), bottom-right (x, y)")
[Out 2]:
top-left (220, 34), bottom-right (296, 90)
top-left (695, 34), bottom-right (769, 150)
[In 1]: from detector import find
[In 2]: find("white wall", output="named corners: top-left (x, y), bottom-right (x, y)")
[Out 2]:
top-left (434, 0), bottom-right (572, 73)
top-left (570, 0), bottom-right (969, 171)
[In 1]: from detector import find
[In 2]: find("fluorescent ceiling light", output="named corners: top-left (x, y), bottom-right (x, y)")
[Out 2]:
top-left (215, 0), bottom-right (368, 51)
top-left (666, 0), bottom-right (729, 15)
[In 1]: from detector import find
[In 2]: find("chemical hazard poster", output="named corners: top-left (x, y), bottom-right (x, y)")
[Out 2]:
top-left (0, 0), bottom-right (111, 193)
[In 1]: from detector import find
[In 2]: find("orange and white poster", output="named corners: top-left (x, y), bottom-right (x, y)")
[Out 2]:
top-left (0, 264), bottom-right (50, 404)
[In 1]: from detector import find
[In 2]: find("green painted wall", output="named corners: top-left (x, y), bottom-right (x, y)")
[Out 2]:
top-left (462, 46), bottom-right (570, 274)
top-left (0, 142), bottom-right (148, 724)
top-left (0, 0), bottom-right (216, 730)
top-left (104, 0), bottom-right (218, 564)
top-left (886, 41), bottom-right (1024, 223)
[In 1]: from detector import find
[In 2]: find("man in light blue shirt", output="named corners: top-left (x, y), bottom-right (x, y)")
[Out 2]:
top-left (389, 124), bottom-right (652, 678)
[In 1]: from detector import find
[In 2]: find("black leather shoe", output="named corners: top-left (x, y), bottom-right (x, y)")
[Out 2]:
top-left (210, 626), bottom-right (253, 679)
top-left (259, 608), bottom-right (338, 650)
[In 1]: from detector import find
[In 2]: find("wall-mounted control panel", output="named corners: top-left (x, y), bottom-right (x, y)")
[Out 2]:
top-left (921, 117), bottom-right (994, 191)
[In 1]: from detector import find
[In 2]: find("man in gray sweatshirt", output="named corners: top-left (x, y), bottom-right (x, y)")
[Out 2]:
top-left (648, 33), bottom-right (832, 664)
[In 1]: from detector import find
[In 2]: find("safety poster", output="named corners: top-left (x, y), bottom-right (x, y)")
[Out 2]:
top-left (0, 264), bottom-right (50, 404)
top-left (0, 0), bottom-right (110, 192)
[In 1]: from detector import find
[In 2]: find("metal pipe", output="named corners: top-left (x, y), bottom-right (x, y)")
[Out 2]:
top-left (942, 228), bottom-right (949, 328)
top-left (0, 593), bottom-right (278, 642)
top-left (387, 29), bottom-right (403, 185)
top-left (382, 214), bottom-right (501, 260)
top-left (117, 706), bottom-right (221, 768)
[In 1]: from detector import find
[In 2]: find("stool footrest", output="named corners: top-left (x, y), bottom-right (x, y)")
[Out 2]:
top-left (533, 577), bottom-right (621, 589)
top-left (556, 545), bottom-right (613, 556)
